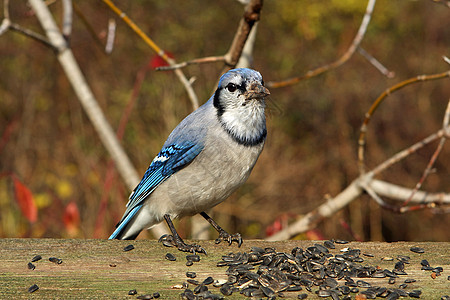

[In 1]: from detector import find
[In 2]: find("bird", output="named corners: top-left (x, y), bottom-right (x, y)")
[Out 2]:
top-left (109, 68), bottom-right (270, 254)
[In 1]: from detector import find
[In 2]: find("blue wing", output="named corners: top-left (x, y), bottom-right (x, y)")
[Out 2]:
top-left (109, 142), bottom-right (204, 239)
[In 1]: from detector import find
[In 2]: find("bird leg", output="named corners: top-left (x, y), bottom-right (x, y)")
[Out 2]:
top-left (159, 214), bottom-right (207, 255)
top-left (200, 211), bottom-right (243, 247)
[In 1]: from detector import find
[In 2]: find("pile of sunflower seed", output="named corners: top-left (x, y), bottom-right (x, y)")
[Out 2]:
top-left (178, 240), bottom-right (442, 299)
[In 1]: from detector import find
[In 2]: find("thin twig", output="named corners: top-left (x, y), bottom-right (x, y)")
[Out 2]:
top-left (368, 126), bottom-right (448, 177)
top-left (101, 0), bottom-right (199, 109)
top-left (357, 47), bottom-right (395, 78)
top-left (157, 0), bottom-right (263, 72)
top-left (72, 2), bottom-right (105, 51)
top-left (403, 99), bottom-right (450, 206)
top-left (267, 0), bottom-right (376, 88)
top-left (358, 70), bottom-right (450, 173)
top-left (223, 0), bottom-right (263, 68)
top-left (105, 18), bottom-right (116, 54)
top-left (61, 0), bottom-right (72, 41)
top-left (28, 0), bottom-right (140, 189)
top-left (9, 22), bottom-right (55, 49)
top-left (157, 56), bottom-right (225, 71)
top-left (3, 0), bottom-right (10, 19)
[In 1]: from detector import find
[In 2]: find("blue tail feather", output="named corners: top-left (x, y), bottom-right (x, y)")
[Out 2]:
top-left (109, 204), bottom-right (143, 239)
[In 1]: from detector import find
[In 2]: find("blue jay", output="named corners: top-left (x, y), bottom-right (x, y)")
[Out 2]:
top-left (109, 68), bottom-right (269, 254)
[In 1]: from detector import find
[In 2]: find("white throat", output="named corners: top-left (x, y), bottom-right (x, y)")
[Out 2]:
top-left (219, 100), bottom-right (266, 146)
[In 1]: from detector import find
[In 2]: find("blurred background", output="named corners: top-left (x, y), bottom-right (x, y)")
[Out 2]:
top-left (0, 0), bottom-right (449, 241)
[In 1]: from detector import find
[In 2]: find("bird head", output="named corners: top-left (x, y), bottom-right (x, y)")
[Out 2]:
top-left (214, 68), bottom-right (269, 115)
top-left (213, 68), bottom-right (269, 146)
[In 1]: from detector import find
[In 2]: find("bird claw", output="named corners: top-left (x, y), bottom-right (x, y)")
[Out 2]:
top-left (158, 234), bottom-right (207, 255)
top-left (215, 231), bottom-right (243, 247)
top-left (158, 234), bottom-right (177, 248)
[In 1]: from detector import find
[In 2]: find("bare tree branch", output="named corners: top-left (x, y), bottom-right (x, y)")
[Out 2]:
top-left (369, 179), bottom-right (450, 205)
top-left (266, 179), bottom-right (364, 241)
top-left (72, 2), bottom-right (105, 51)
top-left (156, 0), bottom-right (263, 72)
top-left (105, 18), bottom-right (116, 54)
top-left (357, 47), bottom-right (395, 78)
top-left (267, 174), bottom-right (450, 241)
top-left (28, 0), bottom-right (139, 189)
top-left (267, 0), bottom-right (376, 88)
top-left (267, 70), bottom-right (450, 240)
top-left (27, 0), bottom-right (169, 238)
top-left (223, 0), bottom-right (263, 68)
top-left (101, 0), bottom-right (199, 109)
top-left (358, 70), bottom-right (450, 173)
top-left (61, 0), bottom-right (72, 40)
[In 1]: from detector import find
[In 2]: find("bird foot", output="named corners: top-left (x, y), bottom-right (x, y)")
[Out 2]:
top-left (158, 234), bottom-right (207, 255)
top-left (215, 230), bottom-right (243, 247)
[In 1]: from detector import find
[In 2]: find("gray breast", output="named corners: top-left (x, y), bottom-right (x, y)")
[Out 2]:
top-left (150, 126), bottom-right (265, 218)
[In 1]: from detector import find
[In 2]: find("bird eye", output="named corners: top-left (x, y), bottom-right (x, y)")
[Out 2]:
top-left (227, 83), bottom-right (237, 92)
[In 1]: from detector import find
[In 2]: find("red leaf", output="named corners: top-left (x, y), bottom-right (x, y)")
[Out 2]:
top-left (150, 51), bottom-right (174, 69)
top-left (13, 177), bottom-right (37, 223)
top-left (63, 202), bottom-right (80, 236)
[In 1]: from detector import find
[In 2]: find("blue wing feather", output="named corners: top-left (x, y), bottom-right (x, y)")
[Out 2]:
top-left (109, 142), bottom-right (204, 238)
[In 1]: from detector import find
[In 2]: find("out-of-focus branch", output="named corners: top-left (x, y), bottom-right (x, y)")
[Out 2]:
top-left (357, 47), bottom-right (395, 78)
top-left (266, 0), bottom-right (376, 88)
top-left (0, 1), bottom-right (55, 47)
top-left (358, 70), bottom-right (450, 173)
top-left (267, 174), bottom-right (450, 241)
top-left (105, 18), bottom-right (116, 54)
top-left (223, 0), bottom-right (263, 68)
top-left (101, 0), bottom-right (199, 109)
top-left (72, 2), bottom-right (105, 50)
top-left (267, 70), bottom-right (450, 241)
top-left (61, 0), bottom-right (72, 40)
top-left (28, 0), bottom-right (168, 238)
top-left (156, 0), bottom-right (263, 72)
top-left (28, 0), bottom-right (140, 189)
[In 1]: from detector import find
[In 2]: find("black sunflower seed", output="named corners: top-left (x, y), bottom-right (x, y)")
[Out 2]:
top-left (202, 276), bottom-right (214, 285)
top-left (128, 289), bottom-right (137, 295)
top-left (324, 240), bottom-right (335, 249)
top-left (220, 283), bottom-right (233, 296)
top-left (165, 253), bottom-right (176, 261)
top-left (334, 239), bottom-right (349, 244)
top-left (49, 257), bottom-right (63, 264)
top-left (123, 244), bottom-right (135, 252)
top-left (420, 259), bottom-right (430, 267)
top-left (410, 246), bottom-right (425, 253)
top-left (31, 255), bottom-right (42, 262)
top-left (186, 254), bottom-right (200, 262)
top-left (28, 284), bottom-right (39, 293)
top-left (27, 262), bottom-right (35, 270)
top-left (186, 271), bottom-right (196, 278)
